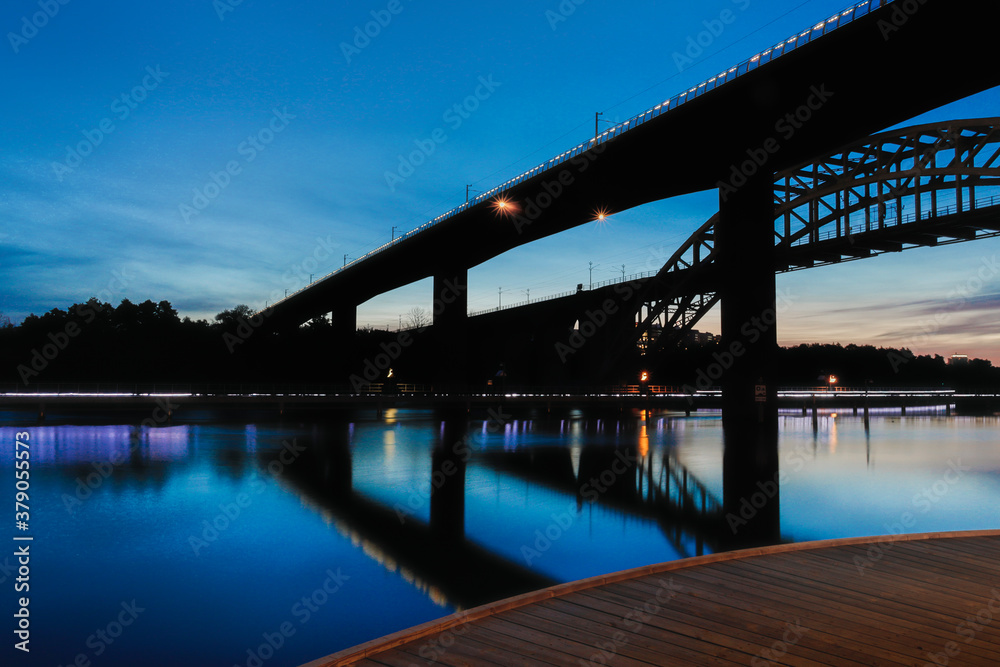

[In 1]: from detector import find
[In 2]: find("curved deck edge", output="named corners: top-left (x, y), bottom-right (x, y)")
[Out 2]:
top-left (300, 528), bottom-right (1000, 667)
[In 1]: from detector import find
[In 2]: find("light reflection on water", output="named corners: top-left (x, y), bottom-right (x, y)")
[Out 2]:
top-left (0, 410), bottom-right (997, 666)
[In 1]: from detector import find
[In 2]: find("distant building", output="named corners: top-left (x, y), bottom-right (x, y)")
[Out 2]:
top-left (949, 354), bottom-right (970, 366)
top-left (637, 325), bottom-right (718, 353)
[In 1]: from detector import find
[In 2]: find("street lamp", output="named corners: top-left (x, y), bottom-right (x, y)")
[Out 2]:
top-left (594, 112), bottom-right (613, 139)
top-left (589, 261), bottom-right (599, 289)
top-left (466, 185), bottom-right (482, 203)
top-left (828, 374), bottom-right (838, 390)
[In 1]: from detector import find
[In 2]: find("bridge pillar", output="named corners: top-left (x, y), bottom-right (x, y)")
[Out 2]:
top-left (332, 304), bottom-right (357, 383)
top-left (717, 175), bottom-right (781, 549)
top-left (433, 269), bottom-right (468, 390)
top-left (430, 414), bottom-right (467, 541)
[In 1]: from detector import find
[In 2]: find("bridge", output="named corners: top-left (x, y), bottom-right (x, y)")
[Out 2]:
top-left (257, 0), bottom-right (1000, 358)
top-left (448, 118), bottom-right (1000, 381)
top-left (245, 0), bottom-right (1000, 542)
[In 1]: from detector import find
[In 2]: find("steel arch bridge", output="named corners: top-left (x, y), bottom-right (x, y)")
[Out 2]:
top-left (564, 118), bottom-right (1000, 372)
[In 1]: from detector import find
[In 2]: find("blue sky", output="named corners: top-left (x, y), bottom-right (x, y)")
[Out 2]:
top-left (2, 0), bottom-right (999, 362)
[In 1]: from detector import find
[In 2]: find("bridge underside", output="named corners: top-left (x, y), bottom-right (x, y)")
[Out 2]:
top-left (262, 0), bottom-right (1000, 334)
top-left (428, 119), bottom-right (999, 388)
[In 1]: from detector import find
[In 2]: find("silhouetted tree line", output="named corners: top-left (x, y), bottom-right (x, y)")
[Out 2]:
top-left (1, 299), bottom-right (998, 389)
top-left (648, 342), bottom-right (1000, 391)
top-left (0, 298), bottom-right (441, 387)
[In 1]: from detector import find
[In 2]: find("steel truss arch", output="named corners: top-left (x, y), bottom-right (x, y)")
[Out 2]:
top-left (610, 118), bottom-right (1000, 367)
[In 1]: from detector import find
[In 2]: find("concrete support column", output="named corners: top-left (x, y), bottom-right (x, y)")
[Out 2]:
top-left (716, 175), bottom-right (781, 549)
top-left (433, 269), bottom-right (468, 390)
top-left (332, 304), bottom-right (357, 384)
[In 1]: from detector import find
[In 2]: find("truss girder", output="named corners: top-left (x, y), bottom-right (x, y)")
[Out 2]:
top-left (623, 119), bottom-right (1000, 358)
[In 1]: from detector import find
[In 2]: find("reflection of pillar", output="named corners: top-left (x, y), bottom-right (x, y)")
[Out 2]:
top-left (430, 415), bottom-right (467, 541)
top-left (332, 304), bottom-right (357, 381)
top-left (327, 424), bottom-right (353, 502)
top-left (717, 175), bottom-right (780, 549)
top-left (578, 445), bottom-right (638, 503)
top-left (433, 269), bottom-right (468, 389)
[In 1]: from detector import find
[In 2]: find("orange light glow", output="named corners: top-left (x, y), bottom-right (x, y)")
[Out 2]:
top-left (594, 207), bottom-right (611, 223)
top-left (640, 371), bottom-right (649, 383)
top-left (492, 196), bottom-right (517, 216)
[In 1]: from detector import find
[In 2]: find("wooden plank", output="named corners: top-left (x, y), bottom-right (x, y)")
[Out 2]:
top-left (716, 551), bottom-right (1000, 662)
top-left (638, 566), bottom-right (937, 664)
top-left (477, 615), bottom-right (641, 665)
top-left (614, 576), bottom-right (905, 667)
top-left (738, 550), bottom-right (987, 625)
top-left (873, 541), bottom-right (1000, 586)
top-left (875, 540), bottom-right (1000, 577)
top-left (705, 557), bottom-right (999, 658)
top-left (832, 542), bottom-right (1000, 587)
top-left (496, 609), bottom-right (658, 666)
top-left (806, 548), bottom-right (1000, 619)
top-left (716, 556), bottom-right (994, 641)
top-left (518, 597), bottom-right (745, 666)
top-left (937, 536), bottom-right (1000, 558)
top-left (460, 624), bottom-right (586, 666)
top-left (568, 586), bottom-right (847, 667)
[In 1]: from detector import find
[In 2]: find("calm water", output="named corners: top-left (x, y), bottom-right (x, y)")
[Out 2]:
top-left (1, 408), bottom-right (998, 666)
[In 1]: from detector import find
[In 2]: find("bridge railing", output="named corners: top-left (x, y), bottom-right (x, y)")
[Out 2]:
top-left (0, 383), bottom-right (956, 399)
top-left (467, 271), bottom-right (659, 318)
top-left (262, 0), bottom-right (895, 316)
top-left (589, 271), bottom-right (658, 291)
top-left (778, 386), bottom-right (955, 394)
top-left (789, 193), bottom-right (1000, 247)
top-left (468, 289), bottom-right (579, 318)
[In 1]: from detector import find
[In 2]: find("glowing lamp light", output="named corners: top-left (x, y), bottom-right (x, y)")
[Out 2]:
top-left (640, 371), bottom-right (650, 383)
top-left (492, 196), bottom-right (517, 217)
top-left (594, 207), bottom-right (612, 224)
top-left (828, 374), bottom-right (838, 385)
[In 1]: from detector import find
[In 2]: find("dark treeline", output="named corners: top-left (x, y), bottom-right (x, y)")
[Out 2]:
top-left (0, 299), bottom-right (420, 387)
top-left (1, 298), bottom-right (998, 390)
top-left (648, 341), bottom-right (1000, 391)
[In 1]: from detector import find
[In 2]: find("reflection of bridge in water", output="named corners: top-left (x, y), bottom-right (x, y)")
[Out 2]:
top-left (277, 413), bottom-right (765, 611)
top-left (277, 419), bottom-right (556, 611)
top-left (478, 423), bottom-right (726, 559)
top-left (4, 414), bottom-right (773, 610)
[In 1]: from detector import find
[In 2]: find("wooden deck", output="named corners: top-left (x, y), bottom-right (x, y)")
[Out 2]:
top-left (303, 530), bottom-right (1000, 666)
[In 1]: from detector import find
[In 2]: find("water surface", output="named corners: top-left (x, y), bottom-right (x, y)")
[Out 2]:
top-left (1, 408), bottom-right (997, 666)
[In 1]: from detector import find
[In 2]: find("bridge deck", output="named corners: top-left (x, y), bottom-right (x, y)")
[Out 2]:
top-left (303, 531), bottom-right (1000, 666)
